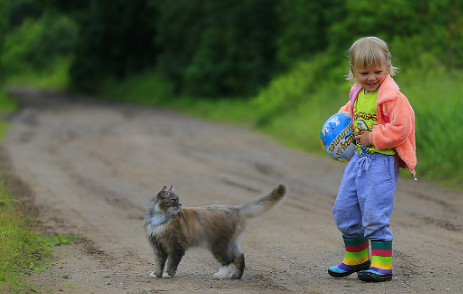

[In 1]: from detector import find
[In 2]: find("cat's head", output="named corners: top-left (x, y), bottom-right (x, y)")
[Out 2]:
top-left (147, 185), bottom-right (182, 217)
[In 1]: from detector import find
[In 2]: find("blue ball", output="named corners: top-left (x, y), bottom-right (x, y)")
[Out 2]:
top-left (320, 112), bottom-right (356, 162)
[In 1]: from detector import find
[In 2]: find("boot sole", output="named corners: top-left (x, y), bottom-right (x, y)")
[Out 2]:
top-left (328, 262), bottom-right (371, 277)
top-left (358, 271), bottom-right (392, 282)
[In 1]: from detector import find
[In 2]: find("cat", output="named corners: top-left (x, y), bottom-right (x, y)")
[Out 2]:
top-left (144, 183), bottom-right (287, 279)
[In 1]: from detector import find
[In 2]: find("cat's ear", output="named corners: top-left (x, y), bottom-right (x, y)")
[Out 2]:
top-left (168, 185), bottom-right (174, 192)
top-left (158, 185), bottom-right (167, 197)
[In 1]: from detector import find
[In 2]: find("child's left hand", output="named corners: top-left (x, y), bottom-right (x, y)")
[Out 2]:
top-left (355, 131), bottom-right (371, 147)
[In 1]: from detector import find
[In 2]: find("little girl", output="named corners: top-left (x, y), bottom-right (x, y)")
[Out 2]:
top-left (328, 37), bottom-right (417, 282)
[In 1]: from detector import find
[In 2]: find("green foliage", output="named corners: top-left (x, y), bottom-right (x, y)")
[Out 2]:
top-left (252, 54), bottom-right (347, 152)
top-left (0, 144), bottom-right (48, 292)
top-left (153, 0), bottom-right (280, 98)
top-left (152, 0), bottom-right (204, 94)
top-left (0, 0), bottom-right (11, 83)
top-left (0, 93), bottom-right (44, 292)
top-left (5, 56), bottom-right (73, 90)
top-left (0, 192), bottom-right (82, 292)
top-left (0, 90), bottom-right (17, 139)
top-left (396, 66), bottom-right (463, 186)
top-left (100, 70), bottom-right (255, 124)
top-left (2, 0), bottom-right (463, 186)
top-left (253, 53), bottom-right (347, 126)
top-left (97, 49), bottom-right (463, 187)
top-left (327, 0), bottom-right (463, 69)
top-left (275, 0), bottom-right (344, 68)
top-left (22, 0), bottom-right (463, 98)
top-left (1, 12), bottom-right (77, 77)
top-left (7, 0), bottom-right (43, 28)
top-left (251, 51), bottom-right (463, 186)
top-left (185, 0), bottom-right (279, 97)
top-left (100, 70), bottom-right (175, 105)
top-left (0, 93), bottom-right (82, 292)
top-left (0, 211), bottom-right (46, 292)
top-left (68, 0), bottom-right (158, 93)
top-left (0, 90), bottom-right (17, 114)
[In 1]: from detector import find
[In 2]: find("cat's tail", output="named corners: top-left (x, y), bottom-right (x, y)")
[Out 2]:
top-left (238, 184), bottom-right (287, 219)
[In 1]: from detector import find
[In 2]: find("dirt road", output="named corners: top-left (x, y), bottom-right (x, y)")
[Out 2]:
top-left (2, 87), bottom-right (463, 294)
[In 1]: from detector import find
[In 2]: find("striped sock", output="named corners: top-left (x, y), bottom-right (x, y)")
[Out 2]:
top-left (367, 241), bottom-right (392, 275)
top-left (329, 236), bottom-right (370, 274)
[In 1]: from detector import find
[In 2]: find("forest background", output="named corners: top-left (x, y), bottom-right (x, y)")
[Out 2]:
top-left (1, 0), bottom-right (462, 186)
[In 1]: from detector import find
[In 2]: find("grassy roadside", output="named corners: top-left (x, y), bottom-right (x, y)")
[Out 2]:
top-left (0, 90), bottom-right (80, 292)
top-left (3, 54), bottom-right (462, 189)
top-left (98, 61), bottom-right (463, 189)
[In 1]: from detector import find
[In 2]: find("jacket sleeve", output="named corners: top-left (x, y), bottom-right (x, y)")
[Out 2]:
top-left (369, 94), bottom-right (414, 150)
top-left (338, 101), bottom-right (351, 113)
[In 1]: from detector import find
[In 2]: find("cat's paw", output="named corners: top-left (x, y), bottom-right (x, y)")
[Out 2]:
top-left (162, 272), bottom-right (172, 278)
top-left (150, 272), bottom-right (160, 278)
top-left (213, 264), bottom-right (235, 279)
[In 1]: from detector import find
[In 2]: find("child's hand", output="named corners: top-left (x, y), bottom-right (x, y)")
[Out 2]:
top-left (355, 131), bottom-right (371, 147)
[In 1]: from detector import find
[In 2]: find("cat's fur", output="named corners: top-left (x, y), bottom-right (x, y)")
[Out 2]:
top-left (144, 184), bottom-right (287, 279)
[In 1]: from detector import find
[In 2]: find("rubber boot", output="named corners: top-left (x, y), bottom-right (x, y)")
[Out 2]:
top-left (328, 236), bottom-right (371, 277)
top-left (358, 240), bottom-right (393, 282)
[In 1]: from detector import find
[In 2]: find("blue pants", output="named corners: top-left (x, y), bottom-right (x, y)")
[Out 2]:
top-left (333, 152), bottom-right (399, 241)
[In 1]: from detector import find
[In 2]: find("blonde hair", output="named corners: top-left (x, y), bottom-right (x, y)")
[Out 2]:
top-left (346, 36), bottom-right (397, 82)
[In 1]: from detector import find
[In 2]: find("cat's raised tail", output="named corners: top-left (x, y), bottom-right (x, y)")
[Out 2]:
top-left (238, 184), bottom-right (287, 218)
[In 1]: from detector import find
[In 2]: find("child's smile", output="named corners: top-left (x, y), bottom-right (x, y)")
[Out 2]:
top-left (356, 65), bottom-right (388, 94)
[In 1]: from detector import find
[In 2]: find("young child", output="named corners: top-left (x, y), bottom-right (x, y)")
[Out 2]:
top-left (327, 36), bottom-right (417, 282)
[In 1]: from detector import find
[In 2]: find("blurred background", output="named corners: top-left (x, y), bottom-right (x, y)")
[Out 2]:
top-left (0, 0), bottom-right (462, 186)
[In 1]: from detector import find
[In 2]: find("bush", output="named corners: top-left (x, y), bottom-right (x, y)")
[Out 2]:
top-left (1, 12), bottom-right (77, 76)
top-left (154, 0), bottom-right (280, 98)
top-left (68, 0), bottom-right (159, 93)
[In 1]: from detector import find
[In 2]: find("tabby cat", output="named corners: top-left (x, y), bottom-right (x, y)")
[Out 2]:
top-left (144, 184), bottom-right (287, 279)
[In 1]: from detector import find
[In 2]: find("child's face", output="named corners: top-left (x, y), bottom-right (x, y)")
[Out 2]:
top-left (355, 64), bottom-right (388, 94)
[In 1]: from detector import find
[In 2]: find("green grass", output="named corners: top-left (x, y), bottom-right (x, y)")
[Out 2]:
top-left (3, 50), bottom-right (462, 188)
top-left (99, 56), bottom-right (463, 188)
top-left (0, 90), bottom-right (83, 292)
top-left (4, 56), bottom-right (72, 91)
top-left (396, 67), bottom-right (463, 187)
top-left (0, 171), bottom-right (83, 293)
top-left (0, 203), bottom-right (49, 292)
top-left (100, 70), bottom-right (256, 125)
top-left (0, 91), bottom-right (18, 114)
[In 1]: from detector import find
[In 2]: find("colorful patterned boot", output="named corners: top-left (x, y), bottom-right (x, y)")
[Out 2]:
top-left (328, 236), bottom-right (371, 277)
top-left (358, 240), bottom-right (393, 282)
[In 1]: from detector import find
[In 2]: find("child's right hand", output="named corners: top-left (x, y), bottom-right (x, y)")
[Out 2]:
top-left (355, 131), bottom-right (371, 147)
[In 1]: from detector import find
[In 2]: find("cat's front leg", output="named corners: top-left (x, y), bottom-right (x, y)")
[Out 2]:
top-left (150, 247), bottom-right (167, 278)
top-left (164, 250), bottom-right (185, 278)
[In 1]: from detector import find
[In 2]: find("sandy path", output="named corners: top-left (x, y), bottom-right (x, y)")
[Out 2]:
top-left (2, 87), bottom-right (462, 293)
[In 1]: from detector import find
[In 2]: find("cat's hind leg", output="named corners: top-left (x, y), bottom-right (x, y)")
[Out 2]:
top-left (212, 243), bottom-right (245, 279)
top-left (211, 246), bottom-right (235, 279)
top-left (230, 253), bottom-right (245, 279)
top-left (213, 264), bottom-right (236, 279)
top-left (228, 241), bottom-right (245, 279)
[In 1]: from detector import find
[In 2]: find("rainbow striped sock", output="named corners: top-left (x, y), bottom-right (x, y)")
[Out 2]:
top-left (367, 241), bottom-right (392, 275)
top-left (329, 236), bottom-right (370, 275)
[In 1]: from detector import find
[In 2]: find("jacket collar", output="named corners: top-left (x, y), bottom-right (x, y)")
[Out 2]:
top-left (377, 75), bottom-right (400, 104)
top-left (351, 75), bottom-right (399, 105)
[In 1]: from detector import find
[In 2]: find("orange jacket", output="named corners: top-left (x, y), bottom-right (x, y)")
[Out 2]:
top-left (338, 75), bottom-right (417, 178)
